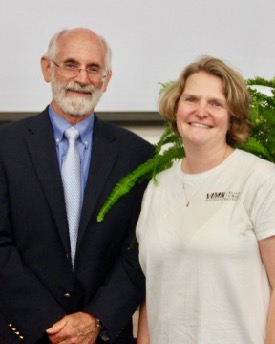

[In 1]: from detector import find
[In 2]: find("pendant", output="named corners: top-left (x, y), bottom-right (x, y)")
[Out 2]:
top-left (186, 201), bottom-right (190, 207)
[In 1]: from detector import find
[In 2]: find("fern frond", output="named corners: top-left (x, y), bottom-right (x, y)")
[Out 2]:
top-left (143, 146), bottom-right (184, 183)
top-left (96, 145), bottom-right (184, 222)
top-left (247, 77), bottom-right (275, 89)
top-left (154, 123), bottom-right (182, 154)
top-left (158, 81), bottom-right (174, 94)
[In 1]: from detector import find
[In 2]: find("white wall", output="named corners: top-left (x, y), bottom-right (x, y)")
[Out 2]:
top-left (1, 0), bottom-right (274, 112)
top-left (125, 125), bottom-right (164, 145)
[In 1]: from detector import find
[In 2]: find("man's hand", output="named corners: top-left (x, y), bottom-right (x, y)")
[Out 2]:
top-left (46, 312), bottom-right (99, 344)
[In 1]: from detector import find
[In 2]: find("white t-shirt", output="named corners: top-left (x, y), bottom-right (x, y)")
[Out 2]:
top-left (137, 149), bottom-right (275, 344)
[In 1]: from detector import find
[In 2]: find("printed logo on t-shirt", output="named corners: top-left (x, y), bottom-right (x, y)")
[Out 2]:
top-left (205, 191), bottom-right (241, 202)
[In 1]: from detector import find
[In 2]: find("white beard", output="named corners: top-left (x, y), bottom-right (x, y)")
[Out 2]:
top-left (51, 78), bottom-right (103, 116)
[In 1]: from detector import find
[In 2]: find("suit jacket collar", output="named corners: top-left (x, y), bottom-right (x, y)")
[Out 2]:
top-left (24, 108), bottom-right (71, 252)
top-left (77, 116), bottom-right (119, 245)
top-left (24, 109), bottom-right (120, 256)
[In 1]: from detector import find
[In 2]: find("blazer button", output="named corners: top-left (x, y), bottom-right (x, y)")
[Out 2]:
top-left (64, 292), bottom-right (72, 298)
top-left (65, 253), bottom-right (70, 259)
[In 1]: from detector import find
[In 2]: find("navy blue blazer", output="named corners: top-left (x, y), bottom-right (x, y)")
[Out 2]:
top-left (0, 107), bottom-right (154, 343)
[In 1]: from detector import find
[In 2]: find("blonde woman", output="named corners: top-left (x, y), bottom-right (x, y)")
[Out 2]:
top-left (137, 56), bottom-right (275, 344)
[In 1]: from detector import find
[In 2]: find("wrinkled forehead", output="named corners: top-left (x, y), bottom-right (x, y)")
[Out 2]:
top-left (55, 30), bottom-right (106, 66)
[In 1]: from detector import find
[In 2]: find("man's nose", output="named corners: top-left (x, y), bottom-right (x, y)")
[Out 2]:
top-left (74, 69), bottom-right (91, 84)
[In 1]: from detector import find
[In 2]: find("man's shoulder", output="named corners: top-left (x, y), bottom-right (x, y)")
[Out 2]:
top-left (0, 109), bottom-right (48, 132)
top-left (0, 109), bottom-right (50, 148)
top-left (95, 116), bottom-right (154, 149)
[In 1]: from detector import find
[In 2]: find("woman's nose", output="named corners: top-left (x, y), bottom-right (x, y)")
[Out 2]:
top-left (196, 101), bottom-right (208, 117)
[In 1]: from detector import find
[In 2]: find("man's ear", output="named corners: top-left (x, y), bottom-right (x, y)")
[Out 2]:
top-left (40, 56), bottom-right (52, 83)
top-left (102, 71), bottom-right (112, 93)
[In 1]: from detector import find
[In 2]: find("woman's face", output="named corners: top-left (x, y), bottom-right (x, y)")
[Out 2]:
top-left (176, 72), bottom-right (230, 149)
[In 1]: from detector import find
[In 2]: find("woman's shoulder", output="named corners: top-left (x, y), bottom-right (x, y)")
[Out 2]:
top-left (235, 149), bottom-right (275, 175)
top-left (149, 159), bottom-right (181, 183)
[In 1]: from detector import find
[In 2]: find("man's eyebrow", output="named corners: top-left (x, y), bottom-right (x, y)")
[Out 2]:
top-left (63, 58), bottom-right (102, 69)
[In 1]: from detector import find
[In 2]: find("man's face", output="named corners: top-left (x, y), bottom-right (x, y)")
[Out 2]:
top-left (41, 29), bottom-right (111, 120)
top-left (51, 75), bottom-right (104, 117)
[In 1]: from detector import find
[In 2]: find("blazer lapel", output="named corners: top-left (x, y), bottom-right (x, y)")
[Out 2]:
top-left (25, 110), bottom-right (71, 252)
top-left (77, 118), bottom-right (118, 244)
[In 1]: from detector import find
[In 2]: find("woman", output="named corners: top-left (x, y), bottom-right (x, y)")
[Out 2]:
top-left (136, 56), bottom-right (275, 343)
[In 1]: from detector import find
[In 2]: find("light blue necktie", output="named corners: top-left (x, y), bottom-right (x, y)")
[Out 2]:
top-left (61, 127), bottom-right (81, 266)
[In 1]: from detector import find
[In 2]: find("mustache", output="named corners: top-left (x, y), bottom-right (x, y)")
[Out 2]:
top-left (65, 82), bottom-right (96, 95)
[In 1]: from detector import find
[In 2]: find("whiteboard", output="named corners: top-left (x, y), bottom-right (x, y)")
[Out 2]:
top-left (0, 0), bottom-right (274, 112)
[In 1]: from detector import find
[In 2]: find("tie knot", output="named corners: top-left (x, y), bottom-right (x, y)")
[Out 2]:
top-left (64, 127), bottom-right (79, 140)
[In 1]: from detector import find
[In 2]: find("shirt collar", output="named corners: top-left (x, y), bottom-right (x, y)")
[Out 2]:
top-left (48, 104), bottom-right (95, 149)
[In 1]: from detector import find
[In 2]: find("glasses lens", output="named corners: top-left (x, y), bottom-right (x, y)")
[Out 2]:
top-left (54, 63), bottom-right (106, 82)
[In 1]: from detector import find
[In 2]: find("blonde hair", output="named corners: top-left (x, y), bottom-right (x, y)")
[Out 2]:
top-left (159, 56), bottom-right (251, 145)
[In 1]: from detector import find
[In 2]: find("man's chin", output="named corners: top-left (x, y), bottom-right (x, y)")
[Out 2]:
top-left (54, 91), bottom-right (102, 117)
top-left (59, 102), bottom-right (95, 117)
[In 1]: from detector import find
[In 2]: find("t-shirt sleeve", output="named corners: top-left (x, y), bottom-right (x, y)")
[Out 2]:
top-left (251, 173), bottom-right (275, 240)
top-left (136, 179), bottom-right (154, 244)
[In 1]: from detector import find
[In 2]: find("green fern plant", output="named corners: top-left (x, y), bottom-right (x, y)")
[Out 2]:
top-left (97, 77), bottom-right (275, 222)
top-left (243, 77), bottom-right (275, 161)
top-left (96, 134), bottom-right (184, 222)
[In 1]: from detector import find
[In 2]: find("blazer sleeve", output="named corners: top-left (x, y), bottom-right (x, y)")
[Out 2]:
top-left (0, 152), bottom-right (65, 343)
top-left (0, 116), bottom-right (68, 344)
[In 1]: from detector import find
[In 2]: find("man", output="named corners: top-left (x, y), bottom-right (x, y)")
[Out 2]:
top-left (0, 28), bottom-right (154, 343)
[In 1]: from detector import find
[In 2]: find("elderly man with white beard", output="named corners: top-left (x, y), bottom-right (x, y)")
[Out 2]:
top-left (0, 28), bottom-right (154, 344)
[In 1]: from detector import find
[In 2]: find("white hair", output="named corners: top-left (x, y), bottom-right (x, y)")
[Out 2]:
top-left (46, 28), bottom-right (112, 72)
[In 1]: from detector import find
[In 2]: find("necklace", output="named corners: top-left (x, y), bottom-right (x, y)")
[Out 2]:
top-left (182, 179), bottom-right (203, 207)
top-left (182, 146), bottom-right (230, 207)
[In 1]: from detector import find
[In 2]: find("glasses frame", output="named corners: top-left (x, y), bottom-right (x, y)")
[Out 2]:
top-left (51, 60), bottom-right (107, 82)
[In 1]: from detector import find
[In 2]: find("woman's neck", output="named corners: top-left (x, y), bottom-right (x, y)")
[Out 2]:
top-left (182, 144), bottom-right (234, 174)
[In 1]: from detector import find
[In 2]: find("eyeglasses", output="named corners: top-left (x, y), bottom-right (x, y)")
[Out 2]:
top-left (51, 60), bottom-right (107, 82)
